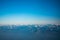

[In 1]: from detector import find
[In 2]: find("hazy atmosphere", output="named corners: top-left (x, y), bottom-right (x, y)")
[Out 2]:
top-left (0, 0), bottom-right (60, 24)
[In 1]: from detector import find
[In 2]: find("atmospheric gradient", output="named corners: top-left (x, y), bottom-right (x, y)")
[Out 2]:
top-left (0, 0), bottom-right (60, 25)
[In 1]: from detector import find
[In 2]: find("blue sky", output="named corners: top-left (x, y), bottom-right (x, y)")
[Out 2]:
top-left (0, 0), bottom-right (60, 24)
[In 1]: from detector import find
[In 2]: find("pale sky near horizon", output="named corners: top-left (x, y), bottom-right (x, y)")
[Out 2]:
top-left (0, 0), bottom-right (60, 25)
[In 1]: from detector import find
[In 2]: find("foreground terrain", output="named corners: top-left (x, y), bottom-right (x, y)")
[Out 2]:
top-left (0, 24), bottom-right (60, 40)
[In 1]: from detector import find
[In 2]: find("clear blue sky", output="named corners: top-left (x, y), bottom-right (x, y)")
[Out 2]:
top-left (0, 0), bottom-right (60, 24)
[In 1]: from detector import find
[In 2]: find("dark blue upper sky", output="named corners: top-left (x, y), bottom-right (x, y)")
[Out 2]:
top-left (0, 0), bottom-right (60, 24)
